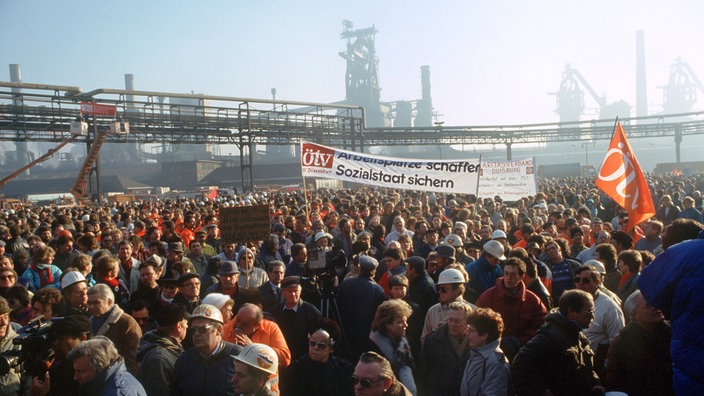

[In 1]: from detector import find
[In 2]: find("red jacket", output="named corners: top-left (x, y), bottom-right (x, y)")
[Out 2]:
top-left (476, 278), bottom-right (547, 344)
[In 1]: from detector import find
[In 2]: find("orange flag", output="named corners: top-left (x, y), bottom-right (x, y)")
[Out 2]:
top-left (596, 122), bottom-right (655, 232)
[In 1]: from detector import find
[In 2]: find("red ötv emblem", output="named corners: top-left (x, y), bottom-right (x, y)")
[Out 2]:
top-left (301, 144), bottom-right (335, 169)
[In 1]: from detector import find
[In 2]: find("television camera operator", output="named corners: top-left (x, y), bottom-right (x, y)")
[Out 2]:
top-left (300, 232), bottom-right (348, 312)
top-left (29, 315), bottom-right (91, 396)
top-left (0, 296), bottom-right (22, 395)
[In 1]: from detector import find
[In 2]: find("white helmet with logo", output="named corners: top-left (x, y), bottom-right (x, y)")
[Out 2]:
top-left (436, 268), bottom-right (466, 285)
top-left (233, 343), bottom-right (278, 375)
top-left (191, 304), bottom-right (224, 324)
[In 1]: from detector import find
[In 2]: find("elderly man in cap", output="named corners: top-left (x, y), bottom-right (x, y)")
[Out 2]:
top-left (164, 242), bottom-right (196, 279)
top-left (137, 303), bottom-right (190, 396)
top-left (61, 270), bottom-right (90, 317)
top-left (421, 267), bottom-right (475, 342)
top-left (429, 244), bottom-right (456, 283)
top-left (30, 315), bottom-right (92, 395)
top-left (465, 240), bottom-right (505, 303)
top-left (337, 255), bottom-right (387, 361)
top-left (232, 343), bottom-right (279, 396)
top-left (87, 283), bottom-right (142, 374)
top-left (205, 260), bottom-right (241, 300)
top-left (173, 273), bottom-right (202, 313)
top-left (272, 276), bottom-right (322, 360)
top-left (172, 304), bottom-right (242, 396)
top-left (445, 234), bottom-right (472, 265)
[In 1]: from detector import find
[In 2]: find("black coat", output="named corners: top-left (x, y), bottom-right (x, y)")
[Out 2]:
top-left (421, 324), bottom-right (471, 396)
top-left (335, 276), bottom-right (386, 361)
top-left (605, 321), bottom-right (674, 396)
top-left (282, 355), bottom-right (354, 396)
top-left (512, 311), bottom-right (600, 396)
top-left (272, 300), bottom-right (322, 361)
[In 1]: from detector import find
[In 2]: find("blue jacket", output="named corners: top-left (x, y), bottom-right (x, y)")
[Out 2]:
top-left (466, 255), bottom-right (503, 301)
top-left (638, 237), bottom-right (704, 395)
top-left (19, 264), bottom-right (61, 292)
top-left (79, 359), bottom-right (146, 396)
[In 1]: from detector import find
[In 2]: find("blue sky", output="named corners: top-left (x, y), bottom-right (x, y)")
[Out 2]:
top-left (2, 0), bottom-right (704, 126)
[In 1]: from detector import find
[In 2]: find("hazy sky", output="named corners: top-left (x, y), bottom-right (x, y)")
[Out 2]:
top-left (2, 0), bottom-right (704, 126)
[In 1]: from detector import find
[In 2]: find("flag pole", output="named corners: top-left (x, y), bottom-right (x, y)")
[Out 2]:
top-left (610, 117), bottom-right (619, 139)
top-left (299, 141), bottom-right (310, 220)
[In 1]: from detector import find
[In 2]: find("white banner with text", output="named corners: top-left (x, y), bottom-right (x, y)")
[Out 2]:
top-left (478, 157), bottom-right (537, 201)
top-left (301, 141), bottom-right (481, 194)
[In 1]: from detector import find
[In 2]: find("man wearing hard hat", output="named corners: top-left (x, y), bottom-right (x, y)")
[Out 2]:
top-left (232, 343), bottom-right (279, 396)
top-left (172, 304), bottom-right (243, 396)
top-left (420, 267), bottom-right (476, 343)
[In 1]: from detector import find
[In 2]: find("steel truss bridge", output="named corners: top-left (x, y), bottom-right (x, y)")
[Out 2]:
top-left (1, 81), bottom-right (704, 190)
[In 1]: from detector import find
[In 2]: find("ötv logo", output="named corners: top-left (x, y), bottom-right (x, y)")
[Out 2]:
top-left (302, 144), bottom-right (335, 169)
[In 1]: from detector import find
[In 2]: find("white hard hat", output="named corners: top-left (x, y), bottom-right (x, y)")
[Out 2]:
top-left (491, 230), bottom-right (507, 240)
top-left (81, 214), bottom-right (91, 222)
top-left (444, 234), bottom-right (463, 248)
top-left (436, 268), bottom-right (465, 285)
top-left (191, 304), bottom-right (224, 324)
top-left (61, 271), bottom-right (86, 289)
top-left (482, 240), bottom-right (507, 260)
top-left (233, 343), bottom-right (278, 375)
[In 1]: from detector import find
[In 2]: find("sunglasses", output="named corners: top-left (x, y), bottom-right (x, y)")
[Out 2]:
top-left (0, 275), bottom-right (15, 280)
top-left (351, 376), bottom-right (382, 389)
top-left (574, 277), bottom-right (592, 284)
top-left (192, 324), bottom-right (215, 334)
top-left (437, 286), bottom-right (451, 293)
top-left (309, 340), bottom-right (329, 350)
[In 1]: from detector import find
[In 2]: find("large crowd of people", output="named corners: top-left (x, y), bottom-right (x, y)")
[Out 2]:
top-left (0, 171), bottom-right (702, 395)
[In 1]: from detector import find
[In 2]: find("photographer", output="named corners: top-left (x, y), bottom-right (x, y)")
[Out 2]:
top-left (0, 296), bottom-right (22, 396)
top-left (30, 315), bottom-right (91, 396)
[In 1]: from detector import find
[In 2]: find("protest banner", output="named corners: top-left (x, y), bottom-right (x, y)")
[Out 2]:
top-left (219, 205), bottom-right (271, 243)
top-left (478, 158), bottom-right (537, 201)
top-left (300, 141), bottom-right (481, 194)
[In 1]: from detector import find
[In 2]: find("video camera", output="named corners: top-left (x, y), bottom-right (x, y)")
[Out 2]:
top-left (304, 248), bottom-right (348, 297)
top-left (0, 316), bottom-right (54, 378)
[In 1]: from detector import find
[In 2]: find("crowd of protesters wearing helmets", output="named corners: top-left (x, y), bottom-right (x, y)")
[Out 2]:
top-left (0, 171), bottom-right (703, 395)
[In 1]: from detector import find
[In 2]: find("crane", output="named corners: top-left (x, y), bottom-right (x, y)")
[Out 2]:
top-left (0, 135), bottom-right (79, 190)
top-left (551, 64), bottom-right (630, 122)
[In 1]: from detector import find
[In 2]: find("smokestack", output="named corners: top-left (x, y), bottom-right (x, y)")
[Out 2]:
top-left (125, 74), bottom-right (135, 110)
top-left (414, 65), bottom-right (433, 127)
top-left (636, 30), bottom-right (648, 118)
top-left (9, 64), bottom-right (29, 172)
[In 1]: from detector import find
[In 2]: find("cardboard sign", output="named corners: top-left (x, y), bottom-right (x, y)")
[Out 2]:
top-left (219, 205), bottom-right (271, 243)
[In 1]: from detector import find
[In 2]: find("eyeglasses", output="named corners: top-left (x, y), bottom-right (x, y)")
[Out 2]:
top-left (574, 277), bottom-right (592, 284)
top-left (582, 308), bottom-right (595, 316)
top-left (351, 376), bottom-right (383, 389)
top-left (309, 340), bottom-right (329, 349)
top-left (192, 324), bottom-right (215, 334)
top-left (0, 275), bottom-right (15, 280)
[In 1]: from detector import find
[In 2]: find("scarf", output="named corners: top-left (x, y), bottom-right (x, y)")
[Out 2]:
top-left (32, 264), bottom-right (53, 288)
top-left (103, 277), bottom-right (119, 289)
